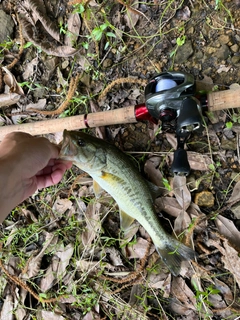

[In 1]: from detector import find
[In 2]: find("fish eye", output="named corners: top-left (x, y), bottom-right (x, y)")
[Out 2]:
top-left (77, 139), bottom-right (85, 147)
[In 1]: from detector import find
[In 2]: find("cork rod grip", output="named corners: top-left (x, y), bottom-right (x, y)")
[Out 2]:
top-left (207, 88), bottom-right (240, 112)
top-left (0, 106), bottom-right (137, 141)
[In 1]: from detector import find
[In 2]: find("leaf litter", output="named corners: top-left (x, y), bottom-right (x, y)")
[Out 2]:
top-left (1, 0), bottom-right (240, 319)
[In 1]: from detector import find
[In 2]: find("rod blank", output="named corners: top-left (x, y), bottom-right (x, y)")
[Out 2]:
top-left (0, 88), bottom-right (239, 140)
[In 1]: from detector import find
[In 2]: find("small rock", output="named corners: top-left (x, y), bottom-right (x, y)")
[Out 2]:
top-left (232, 56), bottom-right (240, 64)
top-left (205, 47), bottom-right (217, 55)
top-left (215, 44), bottom-right (231, 60)
top-left (62, 60), bottom-right (69, 69)
top-left (124, 142), bottom-right (133, 150)
top-left (230, 44), bottom-right (239, 52)
top-left (33, 87), bottom-right (47, 99)
top-left (223, 128), bottom-right (235, 139)
top-left (195, 51), bottom-right (203, 60)
top-left (218, 34), bottom-right (230, 45)
top-left (194, 191), bottom-right (214, 207)
top-left (221, 135), bottom-right (237, 150)
top-left (102, 58), bottom-right (113, 68)
top-left (0, 10), bottom-right (14, 43)
top-left (175, 41), bottom-right (193, 64)
top-left (187, 27), bottom-right (194, 35)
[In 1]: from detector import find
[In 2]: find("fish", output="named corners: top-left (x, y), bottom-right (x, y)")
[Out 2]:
top-left (59, 130), bottom-right (196, 276)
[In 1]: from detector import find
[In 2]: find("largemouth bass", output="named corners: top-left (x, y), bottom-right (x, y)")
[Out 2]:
top-left (59, 130), bottom-right (196, 276)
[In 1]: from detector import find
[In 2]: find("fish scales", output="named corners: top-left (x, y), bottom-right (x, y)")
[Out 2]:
top-left (59, 130), bottom-right (196, 276)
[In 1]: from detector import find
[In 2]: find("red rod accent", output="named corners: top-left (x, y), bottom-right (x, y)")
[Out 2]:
top-left (84, 114), bottom-right (89, 127)
top-left (135, 104), bottom-right (158, 124)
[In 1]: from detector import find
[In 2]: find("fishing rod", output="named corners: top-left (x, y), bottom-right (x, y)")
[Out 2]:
top-left (0, 71), bottom-right (239, 174)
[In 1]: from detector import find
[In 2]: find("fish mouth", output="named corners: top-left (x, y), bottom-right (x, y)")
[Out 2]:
top-left (59, 130), bottom-right (79, 160)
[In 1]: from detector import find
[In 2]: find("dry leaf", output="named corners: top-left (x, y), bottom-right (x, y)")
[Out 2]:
top-left (174, 210), bottom-right (191, 236)
top-left (170, 277), bottom-right (196, 313)
top-left (55, 243), bottom-right (74, 278)
top-left (104, 247), bottom-right (124, 266)
top-left (227, 180), bottom-right (240, 204)
top-left (76, 259), bottom-right (114, 273)
top-left (37, 310), bottom-right (65, 320)
top-left (215, 214), bottom-right (240, 250)
top-left (82, 202), bottom-right (102, 248)
top-left (0, 293), bottom-right (14, 320)
top-left (40, 243), bottom-right (74, 292)
top-left (124, 3), bottom-right (140, 29)
top-left (22, 57), bottom-right (38, 80)
top-left (176, 6), bottom-right (191, 20)
top-left (25, 98), bottom-right (47, 111)
top-left (126, 237), bottom-right (155, 259)
top-left (207, 239), bottom-right (240, 288)
top-left (129, 284), bottom-right (147, 307)
top-left (56, 67), bottom-right (68, 87)
top-left (21, 233), bottom-right (56, 279)
top-left (144, 156), bottom-right (166, 192)
top-left (27, 0), bottom-right (60, 42)
top-left (155, 197), bottom-right (182, 218)
top-left (214, 278), bottom-right (233, 305)
top-left (217, 65), bottom-right (231, 73)
top-left (0, 115), bottom-right (12, 126)
top-left (52, 197), bottom-right (74, 217)
top-left (64, 12), bottom-right (81, 47)
top-left (173, 175), bottom-right (191, 210)
top-left (40, 258), bottom-right (59, 292)
top-left (19, 15), bottom-right (79, 57)
top-left (148, 272), bottom-right (171, 295)
top-left (2, 67), bottom-right (24, 96)
top-left (166, 132), bottom-right (178, 149)
top-left (82, 311), bottom-right (101, 320)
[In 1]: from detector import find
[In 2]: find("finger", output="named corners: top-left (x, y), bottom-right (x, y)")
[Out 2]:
top-left (4, 132), bottom-right (33, 142)
top-left (36, 162), bottom-right (72, 189)
top-left (36, 160), bottom-right (72, 176)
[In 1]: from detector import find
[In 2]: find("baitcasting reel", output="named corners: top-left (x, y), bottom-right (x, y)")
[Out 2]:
top-left (144, 71), bottom-right (204, 176)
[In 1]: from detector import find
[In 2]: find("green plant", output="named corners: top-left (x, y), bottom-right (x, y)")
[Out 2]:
top-left (0, 38), bottom-right (15, 55)
top-left (226, 121), bottom-right (233, 129)
top-left (192, 282), bottom-right (220, 317)
top-left (162, 177), bottom-right (171, 191)
top-left (215, 0), bottom-right (233, 20)
top-left (59, 21), bottom-right (69, 35)
top-left (169, 26), bottom-right (186, 68)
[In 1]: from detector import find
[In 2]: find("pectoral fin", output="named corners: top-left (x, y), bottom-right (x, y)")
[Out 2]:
top-left (101, 171), bottom-right (124, 184)
top-left (93, 180), bottom-right (103, 198)
top-left (119, 209), bottom-right (135, 231)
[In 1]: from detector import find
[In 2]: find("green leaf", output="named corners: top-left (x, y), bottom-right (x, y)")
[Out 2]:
top-left (91, 28), bottom-right (103, 41)
top-left (176, 35), bottom-right (186, 46)
top-left (208, 163), bottom-right (215, 171)
top-left (226, 121), bottom-right (233, 129)
top-left (73, 4), bottom-right (85, 14)
top-left (23, 42), bottom-right (33, 49)
top-left (100, 23), bottom-right (109, 31)
top-left (106, 32), bottom-right (116, 38)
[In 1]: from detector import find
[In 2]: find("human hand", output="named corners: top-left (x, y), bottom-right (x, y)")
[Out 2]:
top-left (0, 132), bottom-right (72, 222)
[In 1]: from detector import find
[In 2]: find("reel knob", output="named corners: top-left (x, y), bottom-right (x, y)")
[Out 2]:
top-left (171, 149), bottom-right (190, 176)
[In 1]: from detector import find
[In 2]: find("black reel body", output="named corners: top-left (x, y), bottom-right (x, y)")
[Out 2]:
top-left (145, 71), bottom-right (204, 175)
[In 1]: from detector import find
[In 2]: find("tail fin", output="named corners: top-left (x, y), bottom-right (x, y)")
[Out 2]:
top-left (155, 238), bottom-right (196, 276)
